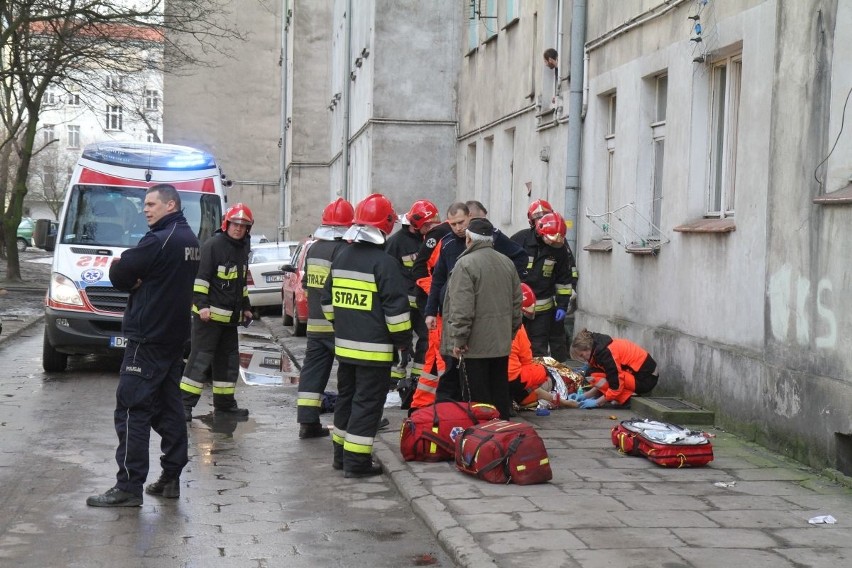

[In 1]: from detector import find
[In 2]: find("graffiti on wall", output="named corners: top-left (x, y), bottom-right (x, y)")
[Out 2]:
top-left (768, 264), bottom-right (837, 348)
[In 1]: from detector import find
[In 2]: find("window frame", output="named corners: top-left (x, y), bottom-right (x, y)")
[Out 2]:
top-left (707, 54), bottom-right (742, 218)
top-left (67, 124), bottom-right (80, 149)
top-left (144, 88), bottom-right (159, 111)
top-left (650, 74), bottom-right (667, 238)
top-left (106, 105), bottom-right (124, 131)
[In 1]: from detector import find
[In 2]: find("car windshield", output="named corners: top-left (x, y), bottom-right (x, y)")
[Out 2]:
top-left (60, 185), bottom-right (222, 247)
top-left (249, 245), bottom-right (292, 264)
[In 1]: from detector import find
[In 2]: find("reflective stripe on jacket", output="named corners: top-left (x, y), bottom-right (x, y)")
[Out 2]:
top-left (303, 239), bottom-right (348, 336)
top-left (321, 242), bottom-right (412, 366)
top-left (191, 230), bottom-right (250, 326)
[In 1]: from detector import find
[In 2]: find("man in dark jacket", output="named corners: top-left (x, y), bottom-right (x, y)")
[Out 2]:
top-left (180, 203), bottom-right (255, 420)
top-left (87, 184), bottom-right (200, 507)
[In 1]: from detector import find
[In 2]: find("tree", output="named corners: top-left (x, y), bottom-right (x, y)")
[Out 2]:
top-left (0, 0), bottom-right (243, 282)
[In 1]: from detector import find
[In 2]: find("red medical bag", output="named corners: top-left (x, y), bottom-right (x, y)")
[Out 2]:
top-left (455, 420), bottom-right (552, 485)
top-left (399, 401), bottom-right (499, 462)
top-left (611, 419), bottom-right (714, 467)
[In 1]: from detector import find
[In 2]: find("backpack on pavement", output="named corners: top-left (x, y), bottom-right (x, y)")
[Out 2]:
top-left (454, 420), bottom-right (552, 485)
top-left (399, 400), bottom-right (499, 462)
top-left (611, 419), bottom-right (714, 467)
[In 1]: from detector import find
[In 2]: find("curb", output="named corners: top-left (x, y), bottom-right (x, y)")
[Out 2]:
top-left (375, 436), bottom-right (497, 568)
top-left (0, 315), bottom-right (44, 347)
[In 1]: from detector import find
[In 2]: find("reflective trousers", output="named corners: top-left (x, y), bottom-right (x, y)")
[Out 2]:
top-left (296, 335), bottom-right (336, 424)
top-left (331, 362), bottom-right (389, 472)
top-left (114, 340), bottom-right (187, 497)
top-left (181, 316), bottom-right (240, 410)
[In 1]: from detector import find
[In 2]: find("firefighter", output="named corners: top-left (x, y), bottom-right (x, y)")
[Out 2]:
top-left (295, 198), bottom-right (355, 438)
top-left (321, 193), bottom-right (412, 477)
top-left (511, 209), bottom-right (577, 361)
top-left (383, 200), bottom-right (438, 388)
top-left (181, 203), bottom-right (254, 420)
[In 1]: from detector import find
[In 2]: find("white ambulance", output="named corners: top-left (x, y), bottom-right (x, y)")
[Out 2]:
top-left (41, 141), bottom-right (227, 372)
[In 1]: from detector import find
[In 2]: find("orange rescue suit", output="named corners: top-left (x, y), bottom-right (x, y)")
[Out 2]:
top-left (508, 326), bottom-right (548, 407)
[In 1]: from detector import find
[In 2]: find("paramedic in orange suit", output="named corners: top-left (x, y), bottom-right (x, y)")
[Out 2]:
top-left (508, 284), bottom-right (579, 410)
top-left (569, 329), bottom-right (659, 408)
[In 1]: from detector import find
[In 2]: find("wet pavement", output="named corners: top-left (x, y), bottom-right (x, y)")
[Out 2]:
top-left (3, 250), bottom-right (852, 567)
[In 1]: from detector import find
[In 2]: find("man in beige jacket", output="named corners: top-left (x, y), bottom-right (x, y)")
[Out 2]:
top-left (441, 218), bottom-right (522, 419)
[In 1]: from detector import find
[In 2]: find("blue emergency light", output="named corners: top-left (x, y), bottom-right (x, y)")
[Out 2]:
top-left (81, 141), bottom-right (216, 171)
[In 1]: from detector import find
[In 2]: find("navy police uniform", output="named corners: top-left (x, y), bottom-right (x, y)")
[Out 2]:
top-left (108, 210), bottom-right (200, 497)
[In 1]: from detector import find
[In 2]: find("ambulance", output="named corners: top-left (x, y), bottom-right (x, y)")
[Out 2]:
top-left (41, 141), bottom-right (227, 372)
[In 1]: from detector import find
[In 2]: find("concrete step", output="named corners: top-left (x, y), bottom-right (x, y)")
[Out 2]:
top-left (630, 396), bottom-right (715, 425)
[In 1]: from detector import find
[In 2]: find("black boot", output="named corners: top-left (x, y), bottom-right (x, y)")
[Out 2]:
top-left (299, 423), bottom-right (329, 439)
top-left (145, 474), bottom-right (180, 498)
top-left (215, 404), bottom-right (249, 417)
top-left (86, 487), bottom-right (142, 507)
top-left (344, 462), bottom-right (383, 479)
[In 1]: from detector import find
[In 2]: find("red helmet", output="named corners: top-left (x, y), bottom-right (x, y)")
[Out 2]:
top-left (354, 193), bottom-right (396, 235)
top-left (321, 198), bottom-right (355, 227)
top-left (521, 283), bottom-right (536, 319)
top-left (527, 199), bottom-right (553, 223)
top-left (221, 203), bottom-right (254, 232)
top-left (535, 212), bottom-right (566, 246)
top-left (406, 200), bottom-right (440, 232)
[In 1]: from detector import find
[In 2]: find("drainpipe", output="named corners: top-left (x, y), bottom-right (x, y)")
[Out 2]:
top-left (564, 0), bottom-right (586, 256)
top-left (341, 0), bottom-right (353, 200)
top-left (278, 1), bottom-right (290, 240)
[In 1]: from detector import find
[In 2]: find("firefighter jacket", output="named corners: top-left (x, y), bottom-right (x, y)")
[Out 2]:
top-left (302, 238), bottom-right (348, 336)
top-left (588, 332), bottom-right (652, 403)
top-left (321, 242), bottom-right (413, 366)
top-left (425, 229), bottom-right (527, 317)
top-left (384, 226), bottom-right (422, 308)
top-left (110, 211), bottom-right (200, 345)
top-left (191, 229), bottom-right (250, 325)
top-left (411, 222), bottom-right (453, 310)
top-left (510, 228), bottom-right (577, 312)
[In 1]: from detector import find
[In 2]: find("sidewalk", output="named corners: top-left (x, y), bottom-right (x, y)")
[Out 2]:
top-left (0, 252), bottom-right (50, 345)
top-left (370, 402), bottom-right (852, 567)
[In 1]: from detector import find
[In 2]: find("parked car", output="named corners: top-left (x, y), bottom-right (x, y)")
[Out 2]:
top-left (280, 238), bottom-right (314, 336)
top-left (247, 241), bottom-right (299, 311)
top-left (250, 234), bottom-right (269, 246)
top-left (16, 217), bottom-right (35, 251)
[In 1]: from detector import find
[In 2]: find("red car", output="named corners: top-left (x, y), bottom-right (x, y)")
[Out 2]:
top-left (280, 238), bottom-right (314, 336)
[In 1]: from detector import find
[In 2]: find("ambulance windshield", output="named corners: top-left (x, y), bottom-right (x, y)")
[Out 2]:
top-left (60, 185), bottom-right (222, 247)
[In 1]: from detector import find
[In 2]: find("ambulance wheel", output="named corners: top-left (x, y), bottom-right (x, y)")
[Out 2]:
top-left (291, 311), bottom-right (306, 337)
top-left (42, 328), bottom-right (68, 372)
top-left (17, 238), bottom-right (28, 252)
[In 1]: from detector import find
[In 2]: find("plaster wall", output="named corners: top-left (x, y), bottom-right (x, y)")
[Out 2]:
top-left (456, 0), bottom-right (574, 235)
top-left (164, 1), bottom-right (282, 238)
top-left (577, 0), bottom-right (852, 471)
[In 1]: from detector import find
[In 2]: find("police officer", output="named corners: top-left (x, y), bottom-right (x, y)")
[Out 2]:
top-left (87, 184), bottom-right (200, 506)
top-left (511, 206), bottom-right (577, 361)
top-left (296, 198), bottom-right (354, 438)
top-left (322, 193), bottom-right (412, 478)
top-left (180, 203), bottom-right (254, 419)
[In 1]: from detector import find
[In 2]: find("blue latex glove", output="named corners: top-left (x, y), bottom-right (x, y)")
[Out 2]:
top-left (567, 392), bottom-right (583, 402)
top-left (580, 398), bottom-right (599, 409)
top-left (554, 308), bottom-right (566, 322)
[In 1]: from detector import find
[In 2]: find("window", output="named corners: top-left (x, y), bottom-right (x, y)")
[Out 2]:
top-left (67, 125), bottom-right (80, 148)
top-left (67, 92), bottom-right (81, 106)
top-left (468, 2), bottom-right (478, 51)
top-left (147, 130), bottom-right (157, 143)
top-left (43, 166), bottom-right (56, 189)
top-left (45, 89), bottom-right (57, 105)
top-left (106, 105), bottom-right (123, 130)
top-left (650, 75), bottom-right (667, 236)
top-left (144, 89), bottom-right (159, 110)
top-left (466, 142), bottom-right (477, 196)
top-left (482, 136), bottom-right (493, 210)
top-left (502, 128), bottom-right (516, 226)
top-left (483, 0), bottom-right (497, 40)
top-left (43, 124), bottom-right (55, 145)
top-left (708, 55), bottom-right (742, 217)
top-left (605, 93), bottom-right (617, 215)
top-left (105, 75), bottom-right (123, 91)
top-left (506, 0), bottom-right (520, 23)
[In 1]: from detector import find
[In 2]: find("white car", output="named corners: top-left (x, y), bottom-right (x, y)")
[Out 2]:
top-left (247, 241), bottom-right (299, 310)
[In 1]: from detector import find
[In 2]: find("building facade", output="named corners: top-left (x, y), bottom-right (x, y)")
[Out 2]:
top-left (573, 0), bottom-right (852, 474)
